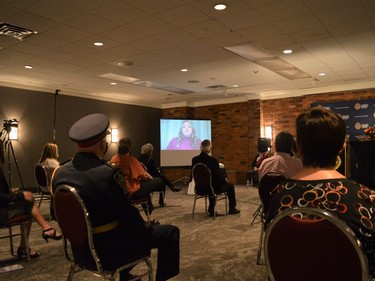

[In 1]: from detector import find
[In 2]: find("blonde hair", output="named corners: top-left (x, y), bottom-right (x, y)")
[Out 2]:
top-left (38, 143), bottom-right (59, 163)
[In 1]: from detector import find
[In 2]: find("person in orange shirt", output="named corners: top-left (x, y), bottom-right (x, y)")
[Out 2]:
top-left (110, 138), bottom-right (165, 225)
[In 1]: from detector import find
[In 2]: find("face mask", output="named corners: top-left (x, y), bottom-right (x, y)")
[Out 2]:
top-left (102, 141), bottom-right (108, 156)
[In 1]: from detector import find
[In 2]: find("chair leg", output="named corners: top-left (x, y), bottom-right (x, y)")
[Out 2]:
top-left (224, 193), bottom-right (228, 215)
top-left (251, 205), bottom-right (262, 225)
top-left (256, 224), bottom-right (265, 265)
top-left (8, 226), bottom-right (14, 256)
top-left (38, 193), bottom-right (44, 208)
top-left (146, 258), bottom-right (153, 281)
top-left (67, 263), bottom-right (75, 281)
top-left (192, 197), bottom-right (197, 218)
top-left (213, 196), bottom-right (217, 220)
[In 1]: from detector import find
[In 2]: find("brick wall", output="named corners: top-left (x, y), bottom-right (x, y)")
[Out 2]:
top-left (163, 88), bottom-right (375, 184)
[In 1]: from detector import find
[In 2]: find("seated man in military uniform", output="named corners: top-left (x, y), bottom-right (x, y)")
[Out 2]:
top-left (51, 113), bottom-right (180, 281)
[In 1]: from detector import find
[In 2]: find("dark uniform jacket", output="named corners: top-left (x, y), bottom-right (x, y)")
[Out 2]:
top-left (52, 152), bottom-right (150, 270)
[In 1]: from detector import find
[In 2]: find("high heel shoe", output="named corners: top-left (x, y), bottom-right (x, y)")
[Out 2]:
top-left (17, 247), bottom-right (41, 259)
top-left (42, 228), bottom-right (63, 243)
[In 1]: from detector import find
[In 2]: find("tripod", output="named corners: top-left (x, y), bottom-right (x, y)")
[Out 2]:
top-left (1, 129), bottom-right (25, 191)
top-left (172, 168), bottom-right (191, 185)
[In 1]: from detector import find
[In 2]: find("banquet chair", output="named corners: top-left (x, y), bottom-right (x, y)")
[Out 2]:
top-left (0, 166), bottom-right (31, 260)
top-left (253, 172), bottom-right (286, 265)
top-left (0, 209), bottom-right (31, 261)
top-left (53, 185), bottom-right (153, 281)
top-left (34, 164), bottom-right (51, 208)
top-left (131, 196), bottom-right (150, 223)
top-left (264, 207), bottom-right (370, 281)
top-left (192, 163), bottom-right (227, 220)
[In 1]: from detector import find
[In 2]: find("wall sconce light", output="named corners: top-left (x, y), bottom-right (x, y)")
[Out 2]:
top-left (265, 126), bottom-right (273, 140)
top-left (111, 128), bottom-right (119, 143)
top-left (9, 127), bottom-right (18, 140)
top-left (3, 119), bottom-right (19, 140)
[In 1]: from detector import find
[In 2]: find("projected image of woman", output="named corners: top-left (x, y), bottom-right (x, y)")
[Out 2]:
top-left (166, 120), bottom-right (202, 150)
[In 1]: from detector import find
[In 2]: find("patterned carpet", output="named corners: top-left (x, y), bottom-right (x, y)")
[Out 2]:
top-left (0, 185), bottom-right (268, 281)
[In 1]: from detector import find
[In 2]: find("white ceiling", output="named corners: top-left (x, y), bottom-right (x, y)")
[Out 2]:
top-left (1, 0), bottom-right (375, 109)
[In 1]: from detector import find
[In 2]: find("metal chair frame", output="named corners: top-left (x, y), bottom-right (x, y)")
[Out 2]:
top-left (254, 172), bottom-right (286, 265)
top-left (0, 213), bottom-right (30, 261)
top-left (34, 164), bottom-right (52, 208)
top-left (264, 207), bottom-right (370, 281)
top-left (0, 166), bottom-right (31, 260)
top-left (131, 196), bottom-right (150, 223)
top-left (54, 185), bottom-right (152, 281)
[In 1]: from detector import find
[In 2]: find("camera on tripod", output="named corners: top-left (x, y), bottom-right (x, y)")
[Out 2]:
top-left (3, 118), bottom-right (18, 133)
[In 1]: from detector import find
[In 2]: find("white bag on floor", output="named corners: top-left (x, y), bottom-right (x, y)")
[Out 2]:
top-left (187, 179), bottom-right (195, 195)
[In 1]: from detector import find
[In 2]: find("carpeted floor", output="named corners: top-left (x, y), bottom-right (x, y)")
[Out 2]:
top-left (0, 185), bottom-right (268, 280)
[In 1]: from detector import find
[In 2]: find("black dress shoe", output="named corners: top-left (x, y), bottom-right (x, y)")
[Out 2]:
top-left (171, 186), bottom-right (182, 192)
top-left (228, 208), bottom-right (241, 215)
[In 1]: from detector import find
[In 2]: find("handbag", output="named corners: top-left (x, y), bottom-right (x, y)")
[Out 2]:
top-left (187, 178), bottom-right (195, 195)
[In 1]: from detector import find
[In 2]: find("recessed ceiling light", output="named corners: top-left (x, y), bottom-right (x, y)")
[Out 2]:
top-left (110, 82), bottom-right (117, 85)
top-left (319, 72), bottom-right (326, 76)
top-left (283, 49), bottom-right (293, 54)
top-left (94, 42), bottom-right (103, 46)
top-left (24, 65), bottom-right (33, 69)
top-left (181, 68), bottom-right (188, 72)
top-left (214, 3), bottom-right (226, 10)
top-left (117, 61), bottom-right (134, 67)
top-left (232, 84), bottom-right (239, 88)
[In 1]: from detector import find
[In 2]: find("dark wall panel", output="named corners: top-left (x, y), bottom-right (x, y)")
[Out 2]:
top-left (0, 86), bottom-right (161, 189)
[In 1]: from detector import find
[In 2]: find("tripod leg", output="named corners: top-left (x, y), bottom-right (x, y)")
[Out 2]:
top-left (7, 140), bottom-right (25, 190)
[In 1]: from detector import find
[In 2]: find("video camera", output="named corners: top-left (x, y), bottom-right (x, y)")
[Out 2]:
top-left (3, 118), bottom-right (18, 133)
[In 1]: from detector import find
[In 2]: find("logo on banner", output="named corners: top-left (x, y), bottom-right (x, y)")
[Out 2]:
top-left (355, 122), bottom-right (369, 130)
top-left (354, 103), bottom-right (369, 110)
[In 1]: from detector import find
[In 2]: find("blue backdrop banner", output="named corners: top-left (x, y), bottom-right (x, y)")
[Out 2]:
top-left (311, 99), bottom-right (375, 141)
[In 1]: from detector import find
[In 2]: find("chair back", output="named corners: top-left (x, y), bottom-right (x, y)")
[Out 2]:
top-left (54, 184), bottom-right (100, 271)
top-left (34, 164), bottom-right (50, 194)
top-left (264, 207), bottom-right (369, 281)
top-left (192, 163), bottom-right (214, 196)
top-left (258, 172), bottom-right (286, 217)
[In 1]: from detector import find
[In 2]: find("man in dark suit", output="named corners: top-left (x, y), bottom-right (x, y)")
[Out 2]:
top-left (192, 139), bottom-right (240, 216)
